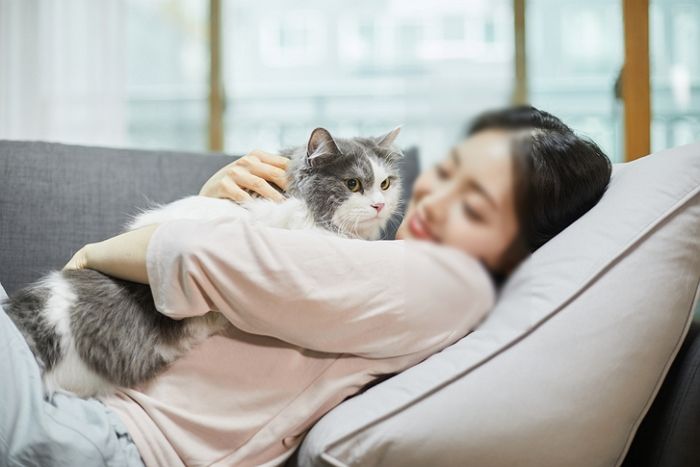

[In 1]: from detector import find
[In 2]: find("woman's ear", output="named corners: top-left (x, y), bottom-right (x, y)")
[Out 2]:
top-left (306, 128), bottom-right (341, 168)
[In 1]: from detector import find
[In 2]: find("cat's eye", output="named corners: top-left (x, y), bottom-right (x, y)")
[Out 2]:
top-left (380, 178), bottom-right (391, 190)
top-left (346, 178), bottom-right (362, 192)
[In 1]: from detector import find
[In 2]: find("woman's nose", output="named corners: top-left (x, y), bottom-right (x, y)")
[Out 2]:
top-left (422, 190), bottom-right (449, 225)
top-left (371, 202), bottom-right (385, 213)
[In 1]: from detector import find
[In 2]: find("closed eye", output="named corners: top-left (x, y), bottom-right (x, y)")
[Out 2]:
top-left (462, 202), bottom-right (484, 222)
top-left (435, 164), bottom-right (450, 180)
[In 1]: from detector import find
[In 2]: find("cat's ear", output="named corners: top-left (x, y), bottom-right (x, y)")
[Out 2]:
top-left (306, 128), bottom-right (341, 167)
top-left (375, 126), bottom-right (402, 149)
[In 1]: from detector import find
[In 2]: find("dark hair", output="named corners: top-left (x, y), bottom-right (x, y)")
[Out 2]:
top-left (467, 105), bottom-right (613, 285)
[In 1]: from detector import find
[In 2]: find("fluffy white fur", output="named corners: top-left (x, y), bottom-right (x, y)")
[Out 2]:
top-left (39, 271), bottom-right (114, 397)
top-left (127, 196), bottom-right (319, 232)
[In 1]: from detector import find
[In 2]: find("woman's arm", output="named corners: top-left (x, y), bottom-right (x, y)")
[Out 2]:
top-left (63, 224), bottom-right (158, 283)
top-left (65, 217), bottom-right (495, 359)
top-left (142, 217), bottom-right (496, 359)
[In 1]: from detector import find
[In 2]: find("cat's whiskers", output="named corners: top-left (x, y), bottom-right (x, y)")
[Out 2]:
top-left (343, 222), bottom-right (360, 239)
top-left (352, 215), bottom-right (362, 237)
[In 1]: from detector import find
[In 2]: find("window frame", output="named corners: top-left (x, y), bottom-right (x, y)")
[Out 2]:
top-left (207, 0), bottom-right (655, 162)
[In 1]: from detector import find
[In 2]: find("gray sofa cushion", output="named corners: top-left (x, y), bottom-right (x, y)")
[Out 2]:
top-left (0, 141), bottom-right (235, 295)
top-left (0, 140), bottom-right (419, 295)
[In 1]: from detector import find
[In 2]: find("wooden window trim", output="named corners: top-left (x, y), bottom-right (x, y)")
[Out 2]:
top-left (512, 0), bottom-right (528, 105)
top-left (622, 0), bottom-right (651, 161)
top-left (208, 0), bottom-right (224, 152)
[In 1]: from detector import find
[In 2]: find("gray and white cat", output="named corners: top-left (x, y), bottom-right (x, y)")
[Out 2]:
top-left (2, 127), bottom-right (403, 398)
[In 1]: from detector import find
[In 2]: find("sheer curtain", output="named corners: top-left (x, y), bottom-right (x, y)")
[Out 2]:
top-left (0, 0), bottom-right (127, 145)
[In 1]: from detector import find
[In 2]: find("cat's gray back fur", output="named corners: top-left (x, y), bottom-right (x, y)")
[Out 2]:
top-left (2, 286), bottom-right (59, 370)
top-left (66, 269), bottom-right (190, 387)
top-left (3, 267), bottom-right (229, 396)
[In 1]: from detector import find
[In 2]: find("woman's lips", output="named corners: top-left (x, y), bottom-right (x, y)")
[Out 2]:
top-left (407, 213), bottom-right (436, 241)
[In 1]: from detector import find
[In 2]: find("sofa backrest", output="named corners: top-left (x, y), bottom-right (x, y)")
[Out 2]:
top-left (0, 140), bottom-right (419, 295)
top-left (0, 141), bottom-right (235, 294)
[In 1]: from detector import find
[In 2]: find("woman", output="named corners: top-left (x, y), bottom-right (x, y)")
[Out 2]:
top-left (0, 106), bottom-right (611, 467)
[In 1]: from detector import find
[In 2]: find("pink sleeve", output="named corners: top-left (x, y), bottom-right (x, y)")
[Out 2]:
top-left (146, 217), bottom-right (496, 358)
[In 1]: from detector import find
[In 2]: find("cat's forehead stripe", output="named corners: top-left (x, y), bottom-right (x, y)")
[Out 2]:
top-left (350, 150), bottom-right (374, 185)
top-left (369, 157), bottom-right (388, 189)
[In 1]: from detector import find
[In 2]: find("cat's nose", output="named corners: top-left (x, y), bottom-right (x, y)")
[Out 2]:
top-left (371, 203), bottom-right (385, 214)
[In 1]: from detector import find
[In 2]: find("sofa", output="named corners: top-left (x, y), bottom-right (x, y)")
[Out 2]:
top-left (0, 140), bottom-right (698, 466)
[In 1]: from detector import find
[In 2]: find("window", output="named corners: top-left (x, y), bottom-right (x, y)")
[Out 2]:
top-left (125, 0), bottom-right (208, 151)
top-left (527, 0), bottom-right (624, 162)
top-left (396, 21), bottom-right (424, 62)
top-left (8, 0), bottom-right (679, 163)
top-left (339, 18), bottom-right (379, 63)
top-left (650, 0), bottom-right (700, 152)
top-left (259, 12), bottom-right (327, 67)
top-left (222, 0), bottom-right (514, 167)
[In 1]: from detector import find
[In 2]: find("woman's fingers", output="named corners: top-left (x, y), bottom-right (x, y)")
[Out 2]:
top-left (227, 168), bottom-right (286, 202)
top-left (63, 245), bottom-right (90, 270)
top-left (220, 177), bottom-right (254, 204)
top-left (248, 150), bottom-right (290, 170)
top-left (247, 159), bottom-right (289, 191)
top-left (199, 150), bottom-right (290, 203)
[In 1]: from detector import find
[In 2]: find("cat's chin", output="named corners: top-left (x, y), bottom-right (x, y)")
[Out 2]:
top-left (345, 219), bottom-right (386, 241)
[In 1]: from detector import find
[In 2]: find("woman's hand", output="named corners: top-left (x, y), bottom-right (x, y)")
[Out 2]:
top-left (199, 149), bottom-right (290, 204)
top-left (63, 244), bottom-right (92, 271)
top-left (60, 224), bottom-right (158, 284)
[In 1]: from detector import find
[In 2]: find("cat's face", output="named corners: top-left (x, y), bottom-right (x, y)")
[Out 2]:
top-left (287, 127), bottom-right (403, 240)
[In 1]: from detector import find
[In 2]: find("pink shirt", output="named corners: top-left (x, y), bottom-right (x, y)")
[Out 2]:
top-left (98, 217), bottom-right (496, 466)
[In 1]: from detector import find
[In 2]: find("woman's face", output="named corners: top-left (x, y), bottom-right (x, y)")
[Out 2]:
top-left (395, 129), bottom-right (520, 274)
